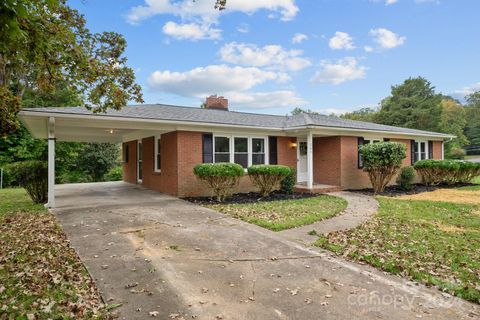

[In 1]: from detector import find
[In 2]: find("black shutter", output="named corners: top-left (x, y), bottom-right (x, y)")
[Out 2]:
top-left (124, 144), bottom-right (129, 163)
top-left (202, 134), bottom-right (213, 163)
top-left (269, 136), bottom-right (278, 165)
top-left (428, 141), bottom-right (434, 159)
top-left (357, 137), bottom-right (364, 169)
top-left (383, 138), bottom-right (390, 142)
top-left (411, 140), bottom-right (415, 165)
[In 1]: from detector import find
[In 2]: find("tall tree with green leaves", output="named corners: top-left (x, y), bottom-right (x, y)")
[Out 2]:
top-left (464, 92), bottom-right (480, 147)
top-left (438, 98), bottom-right (468, 156)
top-left (0, 0), bottom-right (143, 137)
top-left (374, 77), bottom-right (443, 132)
top-left (341, 107), bottom-right (378, 122)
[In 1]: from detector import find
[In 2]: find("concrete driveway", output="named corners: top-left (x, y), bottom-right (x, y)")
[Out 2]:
top-left (53, 182), bottom-right (479, 320)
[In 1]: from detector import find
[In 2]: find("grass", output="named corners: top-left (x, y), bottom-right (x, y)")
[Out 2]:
top-left (0, 188), bottom-right (111, 319)
top-left (315, 197), bottom-right (480, 304)
top-left (458, 175), bottom-right (480, 190)
top-left (206, 195), bottom-right (347, 231)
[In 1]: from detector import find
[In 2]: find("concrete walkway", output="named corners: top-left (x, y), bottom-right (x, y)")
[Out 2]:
top-left (53, 182), bottom-right (479, 320)
top-left (278, 191), bottom-right (378, 245)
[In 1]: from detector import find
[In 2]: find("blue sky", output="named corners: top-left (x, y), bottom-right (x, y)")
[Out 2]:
top-left (70, 0), bottom-right (480, 115)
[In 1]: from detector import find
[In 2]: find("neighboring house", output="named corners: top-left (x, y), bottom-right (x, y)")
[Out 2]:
top-left (19, 96), bottom-right (453, 207)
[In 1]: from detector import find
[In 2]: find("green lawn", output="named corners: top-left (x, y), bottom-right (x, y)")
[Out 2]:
top-left (315, 197), bottom-right (480, 303)
top-left (206, 195), bottom-right (347, 231)
top-left (0, 188), bottom-right (112, 319)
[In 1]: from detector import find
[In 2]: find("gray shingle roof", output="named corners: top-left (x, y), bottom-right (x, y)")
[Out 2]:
top-left (22, 104), bottom-right (452, 138)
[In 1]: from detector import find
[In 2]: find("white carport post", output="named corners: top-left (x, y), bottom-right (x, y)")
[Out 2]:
top-left (47, 117), bottom-right (55, 208)
top-left (307, 131), bottom-right (313, 190)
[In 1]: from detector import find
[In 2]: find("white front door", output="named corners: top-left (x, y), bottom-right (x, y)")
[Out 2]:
top-left (297, 140), bottom-right (308, 183)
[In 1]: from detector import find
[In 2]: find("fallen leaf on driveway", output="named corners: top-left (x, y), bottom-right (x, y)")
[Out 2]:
top-left (149, 311), bottom-right (159, 317)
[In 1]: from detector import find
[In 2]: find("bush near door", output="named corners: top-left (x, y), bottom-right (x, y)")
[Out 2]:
top-left (248, 165), bottom-right (292, 197)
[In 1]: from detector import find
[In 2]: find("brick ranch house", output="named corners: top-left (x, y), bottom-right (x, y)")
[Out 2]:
top-left (19, 96), bottom-right (453, 207)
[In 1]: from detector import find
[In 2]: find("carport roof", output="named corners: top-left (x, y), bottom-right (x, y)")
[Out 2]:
top-left (20, 103), bottom-right (453, 138)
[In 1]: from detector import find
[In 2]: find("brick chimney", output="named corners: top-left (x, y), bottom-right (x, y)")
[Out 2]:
top-left (205, 95), bottom-right (228, 111)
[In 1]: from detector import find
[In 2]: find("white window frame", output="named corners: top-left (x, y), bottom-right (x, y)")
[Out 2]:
top-left (414, 140), bottom-right (429, 162)
top-left (213, 135), bottom-right (269, 168)
top-left (251, 137), bottom-right (267, 166)
top-left (213, 135), bottom-right (231, 163)
top-left (154, 135), bottom-right (161, 173)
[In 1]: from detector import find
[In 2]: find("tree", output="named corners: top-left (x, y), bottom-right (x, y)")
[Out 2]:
top-left (76, 143), bottom-right (120, 182)
top-left (290, 107), bottom-right (320, 115)
top-left (438, 99), bottom-right (468, 157)
top-left (341, 107), bottom-right (378, 122)
top-left (0, 0), bottom-right (143, 136)
top-left (464, 92), bottom-right (480, 148)
top-left (374, 77), bottom-right (443, 132)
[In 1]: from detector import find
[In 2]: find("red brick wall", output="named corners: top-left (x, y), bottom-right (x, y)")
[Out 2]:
top-left (277, 137), bottom-right (297, 168)
top-left (313, 136), bottom-right (342, 186)
top-left (140, 132), bottom-right (179, 195)
top-left (122, 141), bottom-right (137, 184)
top-left (432, 141), bottom-right (443, 159)
top-left (339, 136), bottom-right (370, 189)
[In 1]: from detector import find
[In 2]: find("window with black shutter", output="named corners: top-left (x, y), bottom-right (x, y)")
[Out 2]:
top-left (269, 136), bottom-right (278, 165)
top-left (202, 134), bottom-right (213, 163)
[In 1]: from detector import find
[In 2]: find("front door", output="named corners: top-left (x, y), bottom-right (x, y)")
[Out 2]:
top-left (297, 140), bottom-right (308, 183)
top-left (137, 140), bottom-right (142, 183)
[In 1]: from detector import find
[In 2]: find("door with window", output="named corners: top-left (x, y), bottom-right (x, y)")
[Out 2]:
top-left (137, 140), bottom-right (142, 183)
top-left (297, 140), bottom-right (308, 183)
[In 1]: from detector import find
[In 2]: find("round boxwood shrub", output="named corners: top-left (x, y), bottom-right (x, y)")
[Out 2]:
top-left (360, 142), bottom-right (407, 194)
top-left (8, 160), bottom-right (48, 203)
top-left (414, 160), bottom-right (480, 185)
top-left (247, 165), bottom-right (292, 197)
top-left (193, 163), bottom-right (244, 202)
top-left (280, 167), bottom-right (297, 194)
top-left (396, 166), bottom-right (415, 190)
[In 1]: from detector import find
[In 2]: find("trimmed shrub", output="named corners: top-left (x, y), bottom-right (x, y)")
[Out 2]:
top-left (193, 163), bottom-right (244, 202)
top-left (414, 160), bottom-right (480, 185)
top-left (360, 142), bottom-right (407, 194)
top-left (9, 161), bottom-right (48, 203)
top-left (248, 165), bottom-right (292, 197)
top-left (280, 167), bottom-right (297, 194)
top-left (396, 166), bottom-right (415, 190)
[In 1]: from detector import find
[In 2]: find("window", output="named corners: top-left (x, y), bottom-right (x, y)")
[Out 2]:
top-left (252, 138), bottom-right (265, 165)
top-left (234, 137), bottom-right (248, 168)
top-left (154, 136), bottom-right (161, 172)
top-left (358, 138), bottom-right (382, 168)
top-left (213, 135), bottom-right (268, 167)
top-left (214, 136), bottom-right (230, 163)
top-left (413, 141), bottom-right (428, 163)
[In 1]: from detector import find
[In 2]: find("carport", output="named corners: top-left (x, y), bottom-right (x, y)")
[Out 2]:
top-left (18, 109), bottom-right (184, 207)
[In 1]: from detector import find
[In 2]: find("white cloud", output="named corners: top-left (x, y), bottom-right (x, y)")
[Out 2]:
top-left (385, 0), bottom-right (398, 5)
top-left (148, 64), bottom-right (304, 109)
top-left (162, 21), bottom-right (221, 40)
top-left (148, 64), bottom-right (286, 97)
top-left (329, 32), bottom-right (355, 50)
top-left (229, 91), bottom-right (306, 108)
top-left (454, 82), bottom-right (480, 97)
top-left (219, 42), bottom-right (311, 71)
top-left (237, 23), bottom-right (249, 33)
top-left (292, 33), bottom-right (308, 44)
top-left (370, 28), bottom-right (406, 49)
top-left (311, 57), bottom-right (366, 85)
top-left (364, 45), bottom-right (374, 53)
top-left (126, 0), bottom-right (298, 24)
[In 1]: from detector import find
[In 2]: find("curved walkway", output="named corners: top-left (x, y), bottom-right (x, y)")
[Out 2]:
top-left (278, 191), bottom-right (378, 245)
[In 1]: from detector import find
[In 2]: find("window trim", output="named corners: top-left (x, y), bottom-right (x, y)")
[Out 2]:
top-left (212, 134), bottom-right (269, 168)
top-left (213, 135), bottom-right (231, 163)
top-left (154, 135), bottom-right (161, 173)
top-left (413, 140), bottom-right (429, 163)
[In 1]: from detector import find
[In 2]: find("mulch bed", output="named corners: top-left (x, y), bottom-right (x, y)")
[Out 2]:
top-left (352, 182), bottom-right (478, 197)
top-left (183, 191), bottom-right (318, 205)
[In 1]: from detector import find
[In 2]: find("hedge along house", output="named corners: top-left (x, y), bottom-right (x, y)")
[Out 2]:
top-left (19, 96), bottom-right (453, 207)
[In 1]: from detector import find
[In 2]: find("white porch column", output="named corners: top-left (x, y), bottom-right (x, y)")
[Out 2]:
top-left (47, 117), bottom-right (55, 208)
top-left (307, 131), bottom-right (313, 190)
